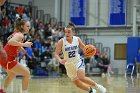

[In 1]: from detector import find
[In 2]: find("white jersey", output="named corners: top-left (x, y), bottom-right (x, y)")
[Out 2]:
top-left (62, 36), bottom-right (81, 63)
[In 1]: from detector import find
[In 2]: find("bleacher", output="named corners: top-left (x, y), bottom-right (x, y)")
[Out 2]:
top-left (0, 1), bottom-right (112, 77)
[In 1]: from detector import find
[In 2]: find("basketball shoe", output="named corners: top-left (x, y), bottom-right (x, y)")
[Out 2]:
top-left (89, 88), bottom-right (96, 93)
top-left (97, 84), bottom-right (106, 93)
top-left (0, 89), bottom-right (6, 93)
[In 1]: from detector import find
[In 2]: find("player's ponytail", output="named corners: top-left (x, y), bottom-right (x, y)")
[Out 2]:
top-left (14, 18), bottom-right (26, 32)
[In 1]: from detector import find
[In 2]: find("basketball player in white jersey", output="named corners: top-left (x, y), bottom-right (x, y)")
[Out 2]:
top-left (55, 22), bottom-right (106, 93)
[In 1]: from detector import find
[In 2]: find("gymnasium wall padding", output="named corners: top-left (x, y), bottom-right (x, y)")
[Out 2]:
top-left (127, 37), bottom-right (140, 73)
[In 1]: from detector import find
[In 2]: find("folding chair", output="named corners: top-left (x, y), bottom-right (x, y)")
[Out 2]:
top-left (125, 63), bottom-right (135, 77)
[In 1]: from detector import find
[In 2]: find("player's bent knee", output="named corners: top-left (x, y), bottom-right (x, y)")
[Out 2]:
top-left (26, 70), bottom-right (30, 77)
top-left (78, 75), bottom-right (85, 80)
top-left (23, 70), bottom-right (30, 78)
top-left (8, 75), bottom-right (16, 80)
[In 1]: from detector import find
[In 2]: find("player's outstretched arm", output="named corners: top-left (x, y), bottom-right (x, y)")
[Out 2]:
top-left (8, 33), bottom-right (32, 47)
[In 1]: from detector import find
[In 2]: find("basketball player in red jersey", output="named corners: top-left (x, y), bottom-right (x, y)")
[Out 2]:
top-left (0, 2), bottom-right (7, 91)
top-left (0, 18), bottom-right (32, 93)
top-left (0, 0), bottom-right (7, 61)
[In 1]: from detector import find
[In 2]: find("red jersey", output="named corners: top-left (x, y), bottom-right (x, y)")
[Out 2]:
top-left (0, 32), bottom-right (24, 70)
top-left (4, 32), bottom-right (22, 58)
top-left (4, 44), bottom-right (19, 58)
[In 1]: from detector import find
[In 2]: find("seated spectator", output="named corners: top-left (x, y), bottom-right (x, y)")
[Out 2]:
top-left (18, 48), bottom-right (28, 67)
top-left (41, 40), bottom-right (48, 53)
top-left (25, 47), bottom-right (34, 60)
top-left (86, 56), bottom-right (96, 74)
top-left (101, 53), bottom-right (114, 77)
top-left (95, 53), bottom-right (113, 77)
top-left (33, 37), bottom-right (42, 57)
top-left (1, 16), bottom-right (9, 29)
top-left (40, 48), bottom-right (52, 62)
top-left (89, 56), bottom-right (97, 68)
top-left (17, 5), bottom-right (23, 16)
top-left (25, 47), bottom-right (37, 72)
top-left (22, 11), bottom-right (30, 21)
top-left (20, 55), bottom-right (27, 67)
top-left (95, 48), bottom-right (100, 57)
top-left (95, 54), bottom-right (105, 76)
top-left (0, 11), bottom-right (2, 26)
top-left (59, 52), bottom-right (66, 76)
top-left (135, 48), bottom-right (140, 77)
top-left (48, 52), bottom-right (59, 72)
top-left (84, 56), bottom-right (90, 73)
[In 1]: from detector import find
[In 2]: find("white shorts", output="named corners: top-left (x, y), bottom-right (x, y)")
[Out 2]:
top-left (65, 58), bottom-right (85, 80)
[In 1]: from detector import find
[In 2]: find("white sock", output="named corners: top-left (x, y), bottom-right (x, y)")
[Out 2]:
top-left (94, 82), bottom-right (99, 88)
top-left (22, 90), bottom-right (28, 93)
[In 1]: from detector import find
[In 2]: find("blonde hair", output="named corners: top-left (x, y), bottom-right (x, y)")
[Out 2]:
top-left (65, 22), bottom-right (75, 32)
top-left (14, 18), bottom-right (27, 33)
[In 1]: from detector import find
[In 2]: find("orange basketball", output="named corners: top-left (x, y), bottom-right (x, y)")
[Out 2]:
top-left (83, 45), bottom-right (96, 57)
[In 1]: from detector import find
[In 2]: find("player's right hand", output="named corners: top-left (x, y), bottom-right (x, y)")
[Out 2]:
top-left (24, 41), bottom-right (33, 47)
top-left (60, 59), bottom-right (67, 65)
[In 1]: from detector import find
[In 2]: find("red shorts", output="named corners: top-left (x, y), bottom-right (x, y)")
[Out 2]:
top-left (0, 56), bottom-right (18, 70)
